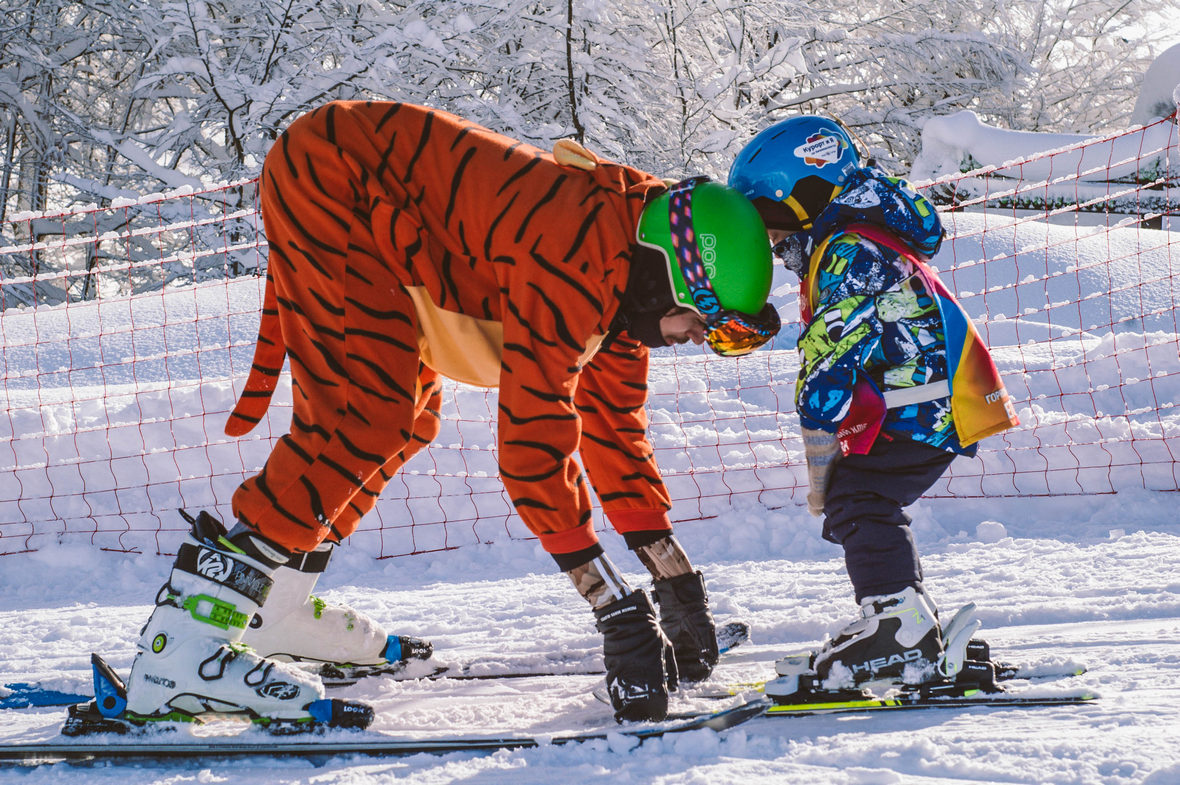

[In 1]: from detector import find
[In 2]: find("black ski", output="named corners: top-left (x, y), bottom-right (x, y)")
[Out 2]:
top-left (708, 651), bottom-right (1086, 701)
top-left (319, 619), bottom-right (751, 685)
top-left (0, 697), bottom-right (770, 765)
top-left (762, 688), bottom-right (1097, 718)
top-left (714, 661), bottom-right (1084, 698)
top-left (731, 640), bottom-right (1097, 719)
top-left (0, 621), bottom-right (749, 710)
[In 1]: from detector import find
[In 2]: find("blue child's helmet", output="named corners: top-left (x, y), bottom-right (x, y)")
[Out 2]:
top-left (728, 115), bottom-right (861, 232)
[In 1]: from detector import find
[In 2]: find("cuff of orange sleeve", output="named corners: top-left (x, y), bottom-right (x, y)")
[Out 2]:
top-left (536, 522), bottom-right (601, 556)
top-left (605, 508), bottom-right (673, 535)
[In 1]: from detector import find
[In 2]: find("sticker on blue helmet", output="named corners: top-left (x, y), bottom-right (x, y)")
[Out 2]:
top-left (794, 131), bottom-right (849, 169)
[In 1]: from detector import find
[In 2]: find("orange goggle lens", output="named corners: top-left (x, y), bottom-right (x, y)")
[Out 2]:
top-left (704, 304), bottom-right (781, 357)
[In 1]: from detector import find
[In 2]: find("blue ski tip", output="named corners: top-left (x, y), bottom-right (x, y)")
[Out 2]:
top-left (0, 683), bottom-right (91, 710)
top-left (717, 620), bottom-right (751, 655)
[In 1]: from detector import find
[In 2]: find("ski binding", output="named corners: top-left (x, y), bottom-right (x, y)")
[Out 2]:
top-left (756, 603), bottom-right (1096, 716)
top-left (61, 653), bottom-right (373, 737)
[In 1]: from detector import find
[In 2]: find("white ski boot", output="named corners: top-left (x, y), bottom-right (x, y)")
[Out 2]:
top-left (124, 513), bottom-right (341, 723)
top-left (766, 594), bottom-right (984, 700)
top-left (812, 586), bottom-right (944, 687)
top-left (239, 538), bottom-right (432, 672)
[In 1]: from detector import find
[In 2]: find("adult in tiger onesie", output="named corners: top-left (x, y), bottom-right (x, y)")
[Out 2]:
top-left (120, 100), bottom-right (780, 726)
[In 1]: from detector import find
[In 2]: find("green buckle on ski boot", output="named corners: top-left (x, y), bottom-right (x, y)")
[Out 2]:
top-left (182, 594), bottom-right (250, 630)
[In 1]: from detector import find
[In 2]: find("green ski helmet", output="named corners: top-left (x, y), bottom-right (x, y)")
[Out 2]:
top-left (636, 177), bottom-right (780, 356)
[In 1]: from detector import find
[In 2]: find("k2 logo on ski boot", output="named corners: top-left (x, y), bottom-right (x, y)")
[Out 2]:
top-left (196, 551), bottom-right (233, 582)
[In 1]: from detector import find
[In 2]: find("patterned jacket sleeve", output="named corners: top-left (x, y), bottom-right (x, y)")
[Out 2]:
top-left (795, 239), bottom-right (887, 432)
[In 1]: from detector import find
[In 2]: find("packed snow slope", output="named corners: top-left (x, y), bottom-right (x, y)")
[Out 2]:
top-left (0, 494), bottom-right (1177, 784)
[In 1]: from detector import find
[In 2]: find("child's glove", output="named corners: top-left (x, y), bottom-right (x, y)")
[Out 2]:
top-left (801, 427), bottom-right (841, 516)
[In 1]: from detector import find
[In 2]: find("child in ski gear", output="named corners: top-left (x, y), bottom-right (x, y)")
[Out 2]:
top-left (121, 100), bottom-right (779, 726)
top-left (729, 115), bottom-right (1018, 687)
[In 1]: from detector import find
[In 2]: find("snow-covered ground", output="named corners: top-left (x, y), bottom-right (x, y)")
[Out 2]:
top-left (1, 492), bottom-right (1178, 783)
top-left (1, 213), bottom-right (1178, 783)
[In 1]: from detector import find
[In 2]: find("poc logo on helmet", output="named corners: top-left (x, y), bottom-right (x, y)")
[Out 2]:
top-left (699, 232), bottom-right (718, 278)
top-left (196, 550), bottom-right (232, 582)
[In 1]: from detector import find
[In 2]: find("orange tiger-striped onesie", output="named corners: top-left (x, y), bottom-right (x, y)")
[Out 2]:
top-left (227, 100), bottom-right (674, 557)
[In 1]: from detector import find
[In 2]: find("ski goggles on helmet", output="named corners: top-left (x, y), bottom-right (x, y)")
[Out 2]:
top-left (667, 179), bottom-right (781, 356)
top-left (701, 304), bottom-right (782, 356)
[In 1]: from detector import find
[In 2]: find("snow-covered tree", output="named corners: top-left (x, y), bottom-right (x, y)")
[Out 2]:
top-left (2, 0), bottom-right (1176, 305)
